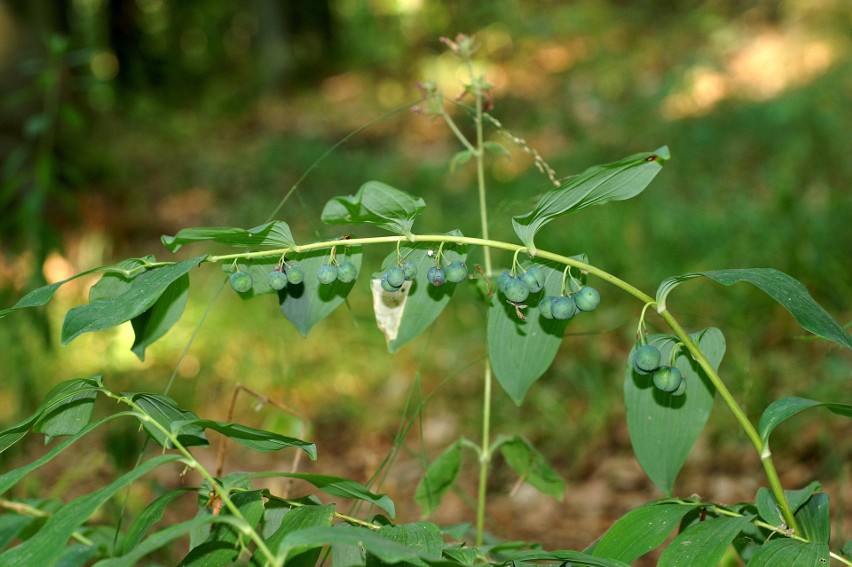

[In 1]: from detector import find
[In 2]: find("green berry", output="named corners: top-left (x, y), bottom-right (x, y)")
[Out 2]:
top-left (229, 271), bottom-right (253, 293)
top-left (381, 275), bottom-right (401, 292)
top-left (337, 261), bottom-right (357, 283)
top-left (427, 266), bottom-right (446, 286)
top-left (385, 266), bottom-right (405, 288)
top-left (285, 264), bottom-right (304, 285)
top-left (502, 277), bottom-right (529, 303)
top-left (672, 377), bottom-right (687, 397)
top-left (521, 267), bottom-right (545, 293)
top-left (538, 296), bottom-right (555, 319)
top-left (550, 295), bottom-right (577, 320)
top-left (573, 286), bottom-right (600, 312)
top-left (497, 270), bottom-right (511, 293)
top-left (633, 345), bottom-right (662, 374)
top-left (317, 264), bottom-right (338, 285)
top-left (652, 366), bottom-right (683, 393)
top-left (444, 260), bottom-right (468, 283)
top-left (402, 260), bottom-right (417, 280)
top-left (267, 269), bottom-right (288, 291)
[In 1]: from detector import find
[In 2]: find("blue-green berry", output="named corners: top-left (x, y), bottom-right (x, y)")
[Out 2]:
top-left (538, 296), bottom-right (555, 319)
top-left (502, 277), bottom-right (529, 303)
top-left (385, 266), bottom-right (405, 288)
top-left (267, 269), bottom-right (288, 291)
top-left (652, 366), bottom-right (683, 393)
top-left (402, 260), bottom-right (417, 280)
top-left (497, 270), bottom-right (512, 293)
top-left (521, 267), bottom-right (545, 293)
top-left (427, 266), bottom-right (446, 286)
top-left (444, 260), bottom-right (468, 283)
top-left (381, 275), bottom-right (401, 292)
top-left (230, 271), bottom-right (253, 293)
top-left (337, 261), bottom-right (357, 283)
top-left (285, 264), bottom-right (304, 285)
top-left (573, 286), bottom-right (601, 312)
top-left (550, 295), bottom-right (577, 320)
top-left (633, 345), bottom-right (662, 374)
top-left (317, 264), bottom-right (338, 285)
top-left (672, 377), bottom-right (687, 397)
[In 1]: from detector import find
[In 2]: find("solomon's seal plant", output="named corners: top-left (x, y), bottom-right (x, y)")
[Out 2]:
top-left (0, 32), bottom-right (850, 567)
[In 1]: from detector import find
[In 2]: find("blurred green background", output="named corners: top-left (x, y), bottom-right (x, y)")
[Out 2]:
top-left (0, 0), bottom-right (849, 555)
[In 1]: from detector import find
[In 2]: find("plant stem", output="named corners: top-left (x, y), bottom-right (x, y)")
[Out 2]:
top-left (476, 359), bottom-right (492, 547)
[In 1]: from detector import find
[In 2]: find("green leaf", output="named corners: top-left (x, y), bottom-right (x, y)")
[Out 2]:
top-left (482, 141), bottom-right (510, 157)
top-left (0, 376), bottom-right (104, 454)
top-left (449, 150), bottom-right (474, 172)
top-left (179, 490), bottom-right (265, 566)
top-left (512, 146), bottom-right (668, 254)
top-left (756, 481), bottom-right (821, 527)
top-left (796, 492), bottom-right (830, 544)
top-left (33, 377), bottom-right (103, 441)
top-left (130, 273), bottom-right (189, 360)
top-left (369, 522), bottom-right (444, 564)
top-left (0, 413), bottom-right (130, 495)
top-left (61, 256), bottom-right (204, 345)
top-left (746, 539), bottom-right (830, 566)
top-left (496, 435), bottom-right (565, 500)
top-left (758, 397), bottom-right (852, 448)
top-left (321, 181), bottom-right (426, 236)
top-left (95, 515), bottom-right (246, 567)
top-left (655, 268), bottom-right (852, 350)
top-left (657, 514), bottom-right (754, 566)
top-left (414, 440), bottom-right (461, 518)
top-left (0, 514), bottom-right (35, 551)
top-left (260, 504), bottom-right (334, 566)
top-left (129, 393), bottom-right (208, 449)
top-left (224, 472), bottom-right (395, 519)
top-left (625, 328), bottom-right (725, 495)
top-left (488, 259), bottom-right (579, 405)
top-left (0, 258), bottom-right (154, 320)
top-left (88, 257), bottom-right (154, 301)
top-left (276, 525), bottom-right (430, 567)
top-left (591, 500), bottom-right (701, 562)
top-left (279, 246), bottom-right (362, 337)
top-left (122, 488), bottom-right (196, 554)
top-left (501, 549), bottom-right (630, 567)
top-left (161, 221), bottom-right (296, 252)
top-left (0, 454), bottom-right (182, 567)
top-left (377, 234), bottom-right (466, 353)
top-left (171, 419), bottom-right (316, 459)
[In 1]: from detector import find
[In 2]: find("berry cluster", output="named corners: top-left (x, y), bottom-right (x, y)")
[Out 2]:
top-left (427, 260), bottom-right (467, 287)
top-left (316, 260), bottom-right (357, 285)
top-left (229, 262), bottom-right (309, 294)
top-left (538, 285), bottom-right (600, 320)
top-left (381, 260), bottom-right (417, 292)
top-left (632, 344), bottom-right (686, 396)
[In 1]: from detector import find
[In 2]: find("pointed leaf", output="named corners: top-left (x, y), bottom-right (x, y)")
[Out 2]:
top-left (161, 221), bottom-right (296, 252)
top-left (488, 259), bottom-right (579, 404)
top-left (260, 504), bottom-right (335, 565)
top-left (123, 487), bottom-right (196, 554)
top-left (656, 268), bottom-right (851, 350)
top-left (0, 454), bottom-right (182, 567)
top-left (279, 245), bottom-right (362, 337)
top-left (130, 273), bottom-right (189, 360)
top-left (88, 257), bottom-right (155, 301)
top-left (502, 550), bottom-right (630, 567)
top-left (377, 233), bottom-right (466, 352)
top-left (449, 150), bottom-right (474, 172)
top-left (277, 525), bottom-right (429, 567)
top-left (625, 328), bottom-right (725, 495)
top-left (512, 147), bottom-right (668, 254)
top-left (33, 377), bottom-right (103, 441)
top-left (171, 419), bottom-right (316, 459)
top-left (796, 492), bottom-right (830, 544)
top-left (657, 514), bottom-right (754, 566)
top-left (746, 539), bottom-right (830, 566)
top-left (129, 393), bottom-right (208, 449)
top-left (756, 481), bottom-right (821, 527)
top-left (224, 472), bottom-right (395, 519)
top-left (482, 141), bottom-right (510, 157)
top-left (369, 522), bottom-right (444, 564)
top-left (61, 256), bottom-right (204, 345)
top-left (321, 181), bottom-right (425, 236)
top-left (497, 435), bottom-right (565, 500)
top-left (758, 397), bottom-right (852, 447)
top-left (591, 499), bottom-right (701, 562)
top-left (414, 440), bottom-right (461, 518)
